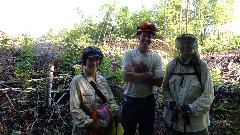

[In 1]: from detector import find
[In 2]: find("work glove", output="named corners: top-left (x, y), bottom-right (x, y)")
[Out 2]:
top-left (89, 121), bottom-right (107, 134)
top-left (169, 101), bottom-right (180, 113)
top-left (89, 121), bottom-right (102, 132)
top-left (80, 130), bottom-right (89, 135)
top-left (180, 105), bottom-right (192, 114)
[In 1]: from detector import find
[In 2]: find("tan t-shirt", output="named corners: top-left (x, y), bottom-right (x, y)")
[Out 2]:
top-left (122, 48), bottom-right (163, 98)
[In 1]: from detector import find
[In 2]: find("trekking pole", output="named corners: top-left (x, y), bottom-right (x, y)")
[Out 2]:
top-left (184, 121), bottom-right (186, 133)
top-left (170, 112), bottom-right (177, 135)
top-left (115, 122), bottom-right (118, 135)
top-left (182, 113), bottom-right (190, 133)
top-left (114, 108), bottom-right (119, 135)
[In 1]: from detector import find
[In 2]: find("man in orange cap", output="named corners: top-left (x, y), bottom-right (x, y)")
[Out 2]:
top-left (121, 21), bottom-right (163, 135)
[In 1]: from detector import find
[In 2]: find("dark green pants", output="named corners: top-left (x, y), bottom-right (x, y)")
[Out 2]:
top-left (165, 124), bottom-right (209, 135)
top-left (169, 129), bottom-right (209, 135)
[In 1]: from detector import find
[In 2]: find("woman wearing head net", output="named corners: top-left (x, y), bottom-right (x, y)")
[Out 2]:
top-left (162, 34), bottom-right (214, 135)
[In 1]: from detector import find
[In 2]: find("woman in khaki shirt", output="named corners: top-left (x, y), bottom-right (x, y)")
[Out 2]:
top-left (70, 46), bottom-right (120, 135)
top-left (162, 34), bottom-right (214, 135)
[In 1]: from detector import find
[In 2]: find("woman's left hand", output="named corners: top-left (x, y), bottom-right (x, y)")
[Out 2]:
top-left (114, 110), bottom-right (122, 123)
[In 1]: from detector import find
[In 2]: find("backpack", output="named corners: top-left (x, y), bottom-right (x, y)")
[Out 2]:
top-left (169, 57), bottom-right (202, 89)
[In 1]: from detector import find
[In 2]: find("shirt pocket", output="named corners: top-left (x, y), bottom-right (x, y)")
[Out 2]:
top-left (189, 79), bottom-right (202, 100)
top-left (97, 82), bottom-right (110, 99)
top-left (99, 82), bottom-right (108, 90)
top-left (82, 91), bottom-right (94, 104)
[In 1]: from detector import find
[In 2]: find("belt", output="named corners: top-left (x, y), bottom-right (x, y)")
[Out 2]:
top-left (124, 95), bottom-right (154, 102)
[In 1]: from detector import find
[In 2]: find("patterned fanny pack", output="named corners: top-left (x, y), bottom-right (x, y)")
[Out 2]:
top-left (92, 103), bottom-right (112, 128)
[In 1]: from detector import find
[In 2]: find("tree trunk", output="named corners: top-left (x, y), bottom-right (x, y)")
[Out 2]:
top-left (164, 0), bottom-right (167, 38)
top-left (180, 5), bottom-right (182, 34)
top-left (185, 0), bottom-right (189, 33)
top-left (45, 63), bottom-right (54, 107)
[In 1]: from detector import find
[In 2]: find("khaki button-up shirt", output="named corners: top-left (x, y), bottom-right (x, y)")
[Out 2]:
top-left (162, 57), bottom-right (214, 132)
top-left (70, 69), bottom-right (118, 128)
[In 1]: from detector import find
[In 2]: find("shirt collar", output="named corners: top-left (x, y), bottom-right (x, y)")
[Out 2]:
top-left (179, 55), bottom-right (193, 65)
top-left (83, 67), bottom-right (99, 82)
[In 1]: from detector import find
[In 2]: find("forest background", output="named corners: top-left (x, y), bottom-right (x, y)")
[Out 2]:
top-left (0, 0), bottom-right (240, 134)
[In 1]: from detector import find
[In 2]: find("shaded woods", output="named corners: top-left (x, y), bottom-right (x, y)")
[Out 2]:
top-left (1, 0), bottom-right (240, 134)
top-left (0, 35), bottom-right (239, 134)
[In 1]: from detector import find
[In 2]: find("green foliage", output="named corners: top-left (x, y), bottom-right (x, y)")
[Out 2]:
top-left (229, 34), bottom-right (240, 48)
top-left (50, 0), bottom-right (237, 54)
top-left (98, 45), bottom-right (124, 84)
top-left (113, 6), bottom-right (134, 38)
top-left (2, 0), bottom-right (237, 88)
top-left (56, 37), bottom-right (82, 76)
top-left (231, 83), bottom-right (240, 91)
top-left (15, 36), bottom-right (35, 84)
top-left (200, 32), bottom-right (239, 53)
top-left (215, 98), bottom-right (229, 111)
top-left (73, 65), bottom-right (83, 76)
top-left (210, 68), bottom-right (222, 86)
top-left (0, 35), bottom-right (11, 48)
top-left (99, 56), bottom-right (112, 76)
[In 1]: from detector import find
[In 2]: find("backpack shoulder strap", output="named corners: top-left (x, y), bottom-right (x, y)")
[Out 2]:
top-left (169, 58), bottom-right (178, 79)
top-left (192, 63), bottom-right (202, 89)
top-left (169, 57), bottom-right (202, 89)
top-left (81, 72), bottom-right (108, 104)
